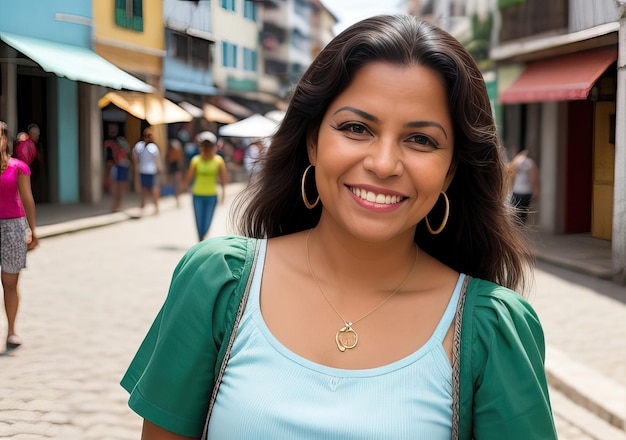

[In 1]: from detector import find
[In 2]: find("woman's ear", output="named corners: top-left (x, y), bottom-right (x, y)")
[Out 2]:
top-left (443, 160), bottom-right (457, 192)
top-left (306, 130), bottom-right (318, 165)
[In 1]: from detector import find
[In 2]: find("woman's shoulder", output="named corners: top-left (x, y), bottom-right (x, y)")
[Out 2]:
top-left (8, 157), bottom-right (30, 173)
top-left (168, 236), bottom-right (260, 311)
top-left (463, 277), bottom-right (542, 342)
top-left (180, 236), bottom-right (258, 271)
top-left (465, 277), bottom-right (536, 317)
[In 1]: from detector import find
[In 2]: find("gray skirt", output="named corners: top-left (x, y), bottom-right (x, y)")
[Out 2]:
top-left (0, 217), bottom-right (28, 273)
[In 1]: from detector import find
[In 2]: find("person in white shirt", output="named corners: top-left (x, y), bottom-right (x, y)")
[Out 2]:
top-left (508, 148), bottom-right (540, 224)
top-left (243, 139), bottom-right (265, 184)
top-left (132, 127), bottom-right (162, 216)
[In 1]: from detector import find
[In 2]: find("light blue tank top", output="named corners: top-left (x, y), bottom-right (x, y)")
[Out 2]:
top-left (208, 239), bottom-right (464, 439)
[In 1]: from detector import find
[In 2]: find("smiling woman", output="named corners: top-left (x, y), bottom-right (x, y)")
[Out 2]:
top-left (310, 62), bottom-right (455, 241)
top-left (121, 15), bottom-right (557, 440)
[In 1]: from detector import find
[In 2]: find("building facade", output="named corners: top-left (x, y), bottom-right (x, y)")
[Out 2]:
top-left (0, 0), bottom-right (151, 204)
top-left (94, 0), bottom-right (172, 169)
top-left (492, 0), bottom-right (625, 282)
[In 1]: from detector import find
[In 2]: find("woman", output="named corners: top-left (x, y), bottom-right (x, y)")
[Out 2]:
top-left (122, 15), bottom-right (556, 439)
top-left (0, 121), bottom-right (38, 351)
top-left (182, 131), bottom-right (228, 241)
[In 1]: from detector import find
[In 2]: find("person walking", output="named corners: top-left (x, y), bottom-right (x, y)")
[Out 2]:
top-left (132, 127), bottom-right (162, 216)
top-left (104, 123), bottom-right (131, 212)
top-left (165, 138), bottom-right (184, 208)
top-left (122, 15), bottom-right (556, 439)
top-left (509, 148), bottom-right (540, 224)
top-left (181, 131), bottom-right (228, 241)
top-left (14, 123), bottom-right (44, 202)
top-left (243, 139), bottom-right (265, 185)
top-left (14, 123), bottom-right (39, 166)
top-left (0, 121), bottom-right (38, 351)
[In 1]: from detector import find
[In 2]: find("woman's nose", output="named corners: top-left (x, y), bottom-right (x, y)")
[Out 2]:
top-left (362, 137), bottom-right (404, 178)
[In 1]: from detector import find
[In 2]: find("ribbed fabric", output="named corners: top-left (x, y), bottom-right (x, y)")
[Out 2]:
top-left (208, 239), bottom-right (464, 439)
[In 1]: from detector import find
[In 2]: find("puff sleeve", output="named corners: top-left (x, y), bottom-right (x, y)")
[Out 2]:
top-left (458, 279), bottom-right (558, 440)
top-left (120, 236), bottom-right (255, 438)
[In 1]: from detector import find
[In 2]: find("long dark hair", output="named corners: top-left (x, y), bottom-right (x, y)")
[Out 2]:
top-left (234, 14), bottom-right (532, 292)
top-left (0, 121), bottom-right (12, 173)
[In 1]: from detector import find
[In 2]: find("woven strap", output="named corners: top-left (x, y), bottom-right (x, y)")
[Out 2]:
top-left (201, 242), bottom-right (261, 440)
top-left (451, 275), bottom-right (470, 440)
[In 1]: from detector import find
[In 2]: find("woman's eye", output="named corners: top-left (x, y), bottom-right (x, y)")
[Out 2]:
top-left (410, 134), bottom-right (439, 148)
top-left (337, 122), bottom-right (369, 136)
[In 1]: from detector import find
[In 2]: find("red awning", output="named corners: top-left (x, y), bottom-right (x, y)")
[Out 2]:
top-left (499, 48), bottom-right (617, 104)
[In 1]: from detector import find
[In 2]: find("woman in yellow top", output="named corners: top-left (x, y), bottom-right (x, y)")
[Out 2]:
top-left (182, 131), bottom-right (228, 241)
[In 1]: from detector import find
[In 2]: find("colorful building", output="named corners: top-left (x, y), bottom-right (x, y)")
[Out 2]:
top-left (0, 0), bottom-right (152, 204)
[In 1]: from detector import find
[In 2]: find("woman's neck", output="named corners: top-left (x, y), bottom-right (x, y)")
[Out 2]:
top-left (307, 223), bottom-right (418, 294)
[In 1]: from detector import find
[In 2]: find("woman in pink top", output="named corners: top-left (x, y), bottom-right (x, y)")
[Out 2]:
top-left (0, 121), bottom-right (38, 351)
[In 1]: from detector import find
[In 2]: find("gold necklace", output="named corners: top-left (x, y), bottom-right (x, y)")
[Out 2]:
top-left (305, 230), bottom-right (418, 352)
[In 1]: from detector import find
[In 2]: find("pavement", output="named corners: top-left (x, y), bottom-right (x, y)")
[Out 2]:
top-left (6, 184), bottom-right (626, 439)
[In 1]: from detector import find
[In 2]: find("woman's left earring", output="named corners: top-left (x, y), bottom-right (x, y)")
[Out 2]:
top-left (425, 191), bottom-right (449, 235)
top-left (301, 165), bottom-right (320, 209)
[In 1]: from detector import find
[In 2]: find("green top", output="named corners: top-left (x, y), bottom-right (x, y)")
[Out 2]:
top-left (121, 236), bottom-right (556, 439)
top-left (190, 154), bottom-right (224, 196)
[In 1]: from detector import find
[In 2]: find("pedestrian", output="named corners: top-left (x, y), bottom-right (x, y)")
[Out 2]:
top-left (165, 138), bottom-right (184, 208)
top-left (0, 121), bottom-right (39, 351)
top-left (181, 131), bottom-right (228, 241)
top-left (509, 148), bottom-right (540, 224)
top-left (104, 123), bottom-right (131, 212)
top-left (14, 123), bottom-right (43, 202)
top-left (14, 124), bottom-right (39, 166)
top-left (132, 127), bottom-right (162, 216)
top-left (243, 139), bottom-right (265, 184)
top-left (122, 15), bottom-right (557, 439)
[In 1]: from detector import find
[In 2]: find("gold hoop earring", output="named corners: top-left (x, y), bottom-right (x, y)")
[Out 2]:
top-left (301, 165), bottom-right (320, 209)
top-left (425, 192), bottom-right (449, 235)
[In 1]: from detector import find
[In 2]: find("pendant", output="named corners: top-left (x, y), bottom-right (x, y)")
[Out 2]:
top-left (335, 322), bottom-right (358, 352)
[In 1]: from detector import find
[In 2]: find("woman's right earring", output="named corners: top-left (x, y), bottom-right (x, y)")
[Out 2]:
top-left (301, 164), bottom-right (320, 209)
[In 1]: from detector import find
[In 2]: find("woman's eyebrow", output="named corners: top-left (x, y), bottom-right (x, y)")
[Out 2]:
top-left (405, 121), bottom-right (448, 139)
top-left (333, 106), bottom-right (378, 123)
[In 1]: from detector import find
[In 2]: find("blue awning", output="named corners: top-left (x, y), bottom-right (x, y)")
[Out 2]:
top-left (163, 77), bottom-right (218, 96)
top-left (0, 32), bottom-right (153, 92)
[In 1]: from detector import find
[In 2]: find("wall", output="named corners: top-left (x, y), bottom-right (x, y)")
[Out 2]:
top-left (570, 0), bottom-right (619, 32)
top-left (0, 0), bottom-right (91, 47)
top-left (93, 0), bottom-right (164, 80)
top-left (56, 79), bottom-right (79, 203)
top-left (212, 0), bottom-right (261, 90)
top-left (539, 102), bottom-right (561, 233)
top-left (93, 0), bottom-right (163, 52)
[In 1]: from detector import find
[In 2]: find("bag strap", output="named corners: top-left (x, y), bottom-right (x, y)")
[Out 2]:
top-left (451, 274), bottom-right (471, 440)
top-left (201, 239), bottom-right (261, 440)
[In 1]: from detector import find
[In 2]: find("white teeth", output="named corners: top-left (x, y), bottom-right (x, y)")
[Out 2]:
top-left (350, 187), bottom-right (402, 205)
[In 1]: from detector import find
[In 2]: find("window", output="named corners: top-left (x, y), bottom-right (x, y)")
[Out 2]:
top-left (243, 0), bottom-right (257, 20)
top-left (222, 42), bottom-right (238, 68)
top-left (169, 30), bottom-right (212, 69)
top-left (174, 33), bottom-right (188, 61)
top-left (115, 0), bottom-right (143, 32)
top-left (221, 0), bottom-right (236, 12)
top-left (191, 38), bottom-right (210, 68)
top-left (243, 48), bottom-right (257, 72)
